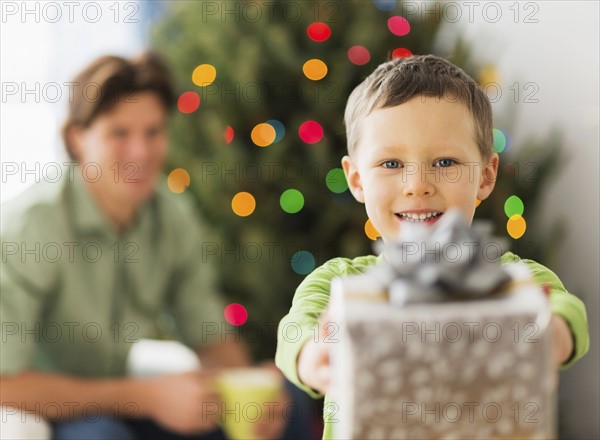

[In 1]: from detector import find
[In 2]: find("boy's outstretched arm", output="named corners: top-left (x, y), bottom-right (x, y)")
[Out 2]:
top-left (503, 252), bottom-right (590, 369)
top-left (275, 261), bottom-right (340, 399)
top-left (551, 314), bottom-right (575, 365)
top-left (276, 257), bottom-right (375, 397)
top-left (296, 315), bottom-right (332, 395)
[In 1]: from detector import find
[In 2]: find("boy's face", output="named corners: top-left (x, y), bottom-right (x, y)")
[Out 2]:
top-left (342, 95), bottom-right (499, 242)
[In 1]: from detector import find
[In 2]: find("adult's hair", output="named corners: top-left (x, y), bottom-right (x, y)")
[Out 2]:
top-left (61, 51), bottom-right (176, 160)
top-left (344, 54), bottom-right (493, 159)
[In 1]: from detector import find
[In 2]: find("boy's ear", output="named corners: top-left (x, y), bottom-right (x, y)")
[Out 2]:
top-left (342, 155), bottom-right (365, 203)
top-left (477, 153), bottom-right (500, 201)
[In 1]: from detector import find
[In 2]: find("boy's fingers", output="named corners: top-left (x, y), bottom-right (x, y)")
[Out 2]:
top-left (315, 338), bottom-right (330, 362)
top-left (318, 364), bottom-right (330, 391)
top-left (319, 312), bottom-right (336, 337)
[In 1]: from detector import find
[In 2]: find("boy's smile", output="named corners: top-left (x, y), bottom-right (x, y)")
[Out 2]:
top-left (396, 209), bottom-right (444, 224)
top-left (342, 95), bottom-right (499, 241)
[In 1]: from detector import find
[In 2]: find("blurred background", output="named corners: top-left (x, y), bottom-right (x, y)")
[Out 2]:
top-left (1, 1), bottom-right (598, 438)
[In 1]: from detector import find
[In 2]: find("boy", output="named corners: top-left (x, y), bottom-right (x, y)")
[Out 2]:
top-left (275, 55), bottom-right (589, 439)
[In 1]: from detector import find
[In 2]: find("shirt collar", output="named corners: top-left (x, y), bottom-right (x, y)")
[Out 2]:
top-left (67, 167), bottom-right (157, 238)
top-left (68, 169), bottom-right (114, 236)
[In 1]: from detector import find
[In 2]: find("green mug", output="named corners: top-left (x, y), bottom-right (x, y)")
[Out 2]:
top-left (214, 367), bottom-right (283, 440)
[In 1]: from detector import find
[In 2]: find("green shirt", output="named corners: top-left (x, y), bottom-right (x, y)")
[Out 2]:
top-left (275, 253), bottom-right (589, 440)
top-left (1, 167), bottom-right (226, 377)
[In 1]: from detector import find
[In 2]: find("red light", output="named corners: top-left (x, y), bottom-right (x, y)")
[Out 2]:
top-left (299, 121), bottom-right (324, 144)
top-left (307, 22), bottom-right (331, 42)
top-left (391, 48), bottom-right (413, 59)
top-left (224, 125), bottom-right (234, 144)
top-left (224, 303), bottom-right (248, 326)
top-left (177, 91), bottom-right (200, 114)
top-left (348, 46), bottom-right (371, 66)
top-left (388, 16), bottom-right (410, 36)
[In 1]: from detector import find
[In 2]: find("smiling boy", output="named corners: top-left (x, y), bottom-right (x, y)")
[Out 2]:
top-left (275, 55), bottom-right (589, 439)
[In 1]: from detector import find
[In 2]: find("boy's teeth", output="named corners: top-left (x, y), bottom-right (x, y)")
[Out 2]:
top-left (399, 212), bottom-right (442, 222)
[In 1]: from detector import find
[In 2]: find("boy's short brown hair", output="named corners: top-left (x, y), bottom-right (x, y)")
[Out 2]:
top-left (344, 54), bottom-right (493, 159)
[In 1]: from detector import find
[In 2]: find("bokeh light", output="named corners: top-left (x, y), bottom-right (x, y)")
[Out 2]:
top-left (303, 59), bottom-right (328, 80)
top-left (391, 47), bottom-right (413, 58)
top-left (348, 45), bottom-right (371, 65)
top-left (504, 195), bottom-right (524, 217)
top-left (280, 189), bottom-right (305, 214)
top-left (507, 214), bottom-right (526, 239)
top-left (231, 192), bottom-right (256, 217)
top-left (224, 303), bottom-right (248, 326)
top-left (501, 130), bottom-right (511, 152)
top-left (307, 22), bottom-right (331, 42)
top-left (388, 16), bottom-right (410, 36)
top-left (365, 219), bottom-right (381, 240)
top-left (266, 119), bottom-right (285, 143)
top-left (325, 168), bottom-right (348, 193)
top-left (299, 120), bottom-right (324, 144)
top-left (177, 91), bottom-right (200, 114)
top-left (478, 65), bottom-right (499, 88)
top-left (251, 123), bottom-right (276, 147)
top-left (291, 251), bottom-right (316, 275)
top-left (224, 125), bottom-right (234, 144)
top-left (167, 168), bottom-right (191, 193)
top-left (192, 64), bottom-right (217, 87)
top-left (373, 0), bottom-right (397, 11)
top-left (493, 128), bottom-right (507, 153)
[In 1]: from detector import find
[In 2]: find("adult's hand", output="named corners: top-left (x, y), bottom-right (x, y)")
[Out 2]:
top-left (141, 371), bottom-right (221, 435)
top-left (251, 362), bottom-right (291, 440)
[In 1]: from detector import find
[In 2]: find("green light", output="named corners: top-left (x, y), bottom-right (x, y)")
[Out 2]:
top-left (493, 128), bottom-right (507, 153)
top-left (326, 168), bottom-right (348, 193)
top-left (280, 189), bottom-right (304, 214)
top-left (504, 195), bottom-right (524, 217)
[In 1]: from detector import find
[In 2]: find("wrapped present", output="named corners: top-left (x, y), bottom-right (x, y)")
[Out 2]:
top-left (329, 209), bottom-right (554, 440)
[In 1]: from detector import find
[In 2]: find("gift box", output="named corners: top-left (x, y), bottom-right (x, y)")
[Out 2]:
top-left (329, 210), bottom-right (555, 440)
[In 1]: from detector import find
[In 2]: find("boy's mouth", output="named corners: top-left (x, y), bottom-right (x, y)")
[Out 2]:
top-left (395, 210), bottom-right (444, 224)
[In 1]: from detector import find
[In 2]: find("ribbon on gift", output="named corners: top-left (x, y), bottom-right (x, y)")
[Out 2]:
top-left (364, 208), bottom-right (514, 306)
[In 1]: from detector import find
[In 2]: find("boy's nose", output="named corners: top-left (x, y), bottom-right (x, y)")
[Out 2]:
top-left (402, 174), bottom-right (435, 198)
top-left (403, 187), bottom-right (433, 197)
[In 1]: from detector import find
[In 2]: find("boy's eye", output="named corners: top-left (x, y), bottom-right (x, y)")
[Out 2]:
top-left (382, 160), bottom-right (401, 169)
top-left (435, 158), bottom-right (456, 167)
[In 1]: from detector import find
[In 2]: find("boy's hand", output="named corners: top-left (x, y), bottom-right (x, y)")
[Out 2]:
top-left (297, 310), bottom-right (333, 395)
top-left (551, 314), bottom-right (574, 366)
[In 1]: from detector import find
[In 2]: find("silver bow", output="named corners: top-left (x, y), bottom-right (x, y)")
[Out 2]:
top-left (371, 208), bottom-right (512, 306)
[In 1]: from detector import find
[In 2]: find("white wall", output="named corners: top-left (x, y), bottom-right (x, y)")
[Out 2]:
top-left (436, 1), bottom-right (599, 438)
top-left (1, 0), bottom-right (146, 202)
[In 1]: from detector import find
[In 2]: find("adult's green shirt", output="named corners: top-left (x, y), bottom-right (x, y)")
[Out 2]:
top-left (1, 167), bottom-right (226, 377)
top-left (275, 253), bottom-right (590, 440)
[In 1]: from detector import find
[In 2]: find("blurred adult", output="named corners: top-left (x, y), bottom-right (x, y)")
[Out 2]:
top-left (1, 52), bottom-right (311, 440)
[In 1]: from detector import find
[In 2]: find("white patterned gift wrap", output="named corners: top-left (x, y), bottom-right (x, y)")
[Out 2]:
top-left (329, 262), bottom-right (555, 440)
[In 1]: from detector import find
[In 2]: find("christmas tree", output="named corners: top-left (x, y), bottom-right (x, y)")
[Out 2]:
top-left (152, 0), bottom-right (565, 359)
